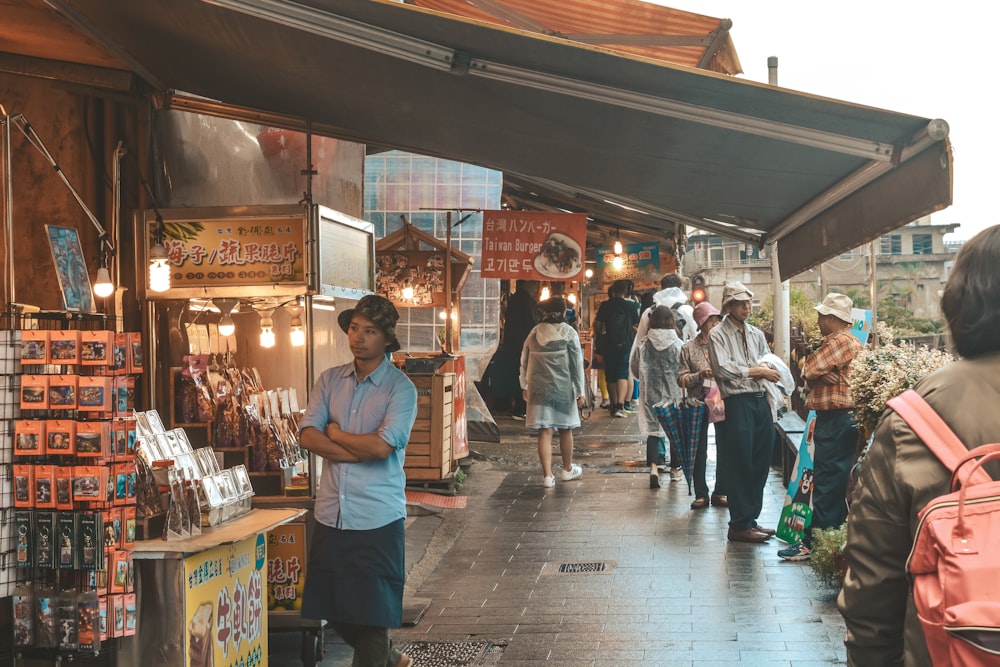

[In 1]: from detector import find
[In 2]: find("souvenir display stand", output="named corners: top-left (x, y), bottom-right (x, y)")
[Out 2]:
top-left (376, 220), bottom-right (472, 482)
top-left (4, 309), bottom-right (142, 665)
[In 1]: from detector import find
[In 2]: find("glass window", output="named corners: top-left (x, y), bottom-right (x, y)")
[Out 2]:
top-left (880, 234), bottom-right (902, 255)
top-left (912, 233), bottom-right (933, 255)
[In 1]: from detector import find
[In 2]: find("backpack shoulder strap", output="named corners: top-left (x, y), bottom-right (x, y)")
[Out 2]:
top-left (887, 389), bottom-right (992, 484)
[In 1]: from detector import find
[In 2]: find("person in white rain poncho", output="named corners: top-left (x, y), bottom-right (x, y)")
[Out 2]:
top-left (629, 305), bottom-right (685, 489)
top-left (520, 297), bottom-right (587, 488)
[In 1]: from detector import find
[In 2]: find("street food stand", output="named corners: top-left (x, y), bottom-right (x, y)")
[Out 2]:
top-left (376, 220), bottom-right (472, 481)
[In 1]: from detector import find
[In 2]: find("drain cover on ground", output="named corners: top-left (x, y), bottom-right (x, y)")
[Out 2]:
top-left (559, 561), bottom-right (606, 573)
top-left (541, 560), bottom-right (616, 575)
top-left (396, 640), bottom-right (506, 666)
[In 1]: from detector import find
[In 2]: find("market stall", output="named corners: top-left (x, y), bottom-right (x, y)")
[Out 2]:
top-left (376, 220), bottom-right (472, 482)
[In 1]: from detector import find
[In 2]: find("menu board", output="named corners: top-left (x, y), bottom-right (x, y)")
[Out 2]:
top-left (481, 211), bottom-right (586, 281)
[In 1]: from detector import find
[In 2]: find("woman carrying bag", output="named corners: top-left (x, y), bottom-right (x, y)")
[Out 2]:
top-left (677, 302), bottom-right (728, 509)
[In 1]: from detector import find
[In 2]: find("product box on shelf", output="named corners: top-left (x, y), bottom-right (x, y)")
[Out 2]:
top-left (13, 464), bottom-right (34, 508)
top-left (48, 374), bottom-right (78, 410)
top-left (14, 419), bottom-right (45, 455)
top-left (46, 419), bottom-right (76, 456)
top-left (49, 330), bottom-right (81, 365)
top-left (78, 376), bottom-right (113, 413)
top-left (80, 330), bottom-right (113, 367)
top-left (35, 511), bottom-right (56, 569)
top-left (35, 464), bottom-right (55, 509)
top-left (21, 329), bottom-right (49, 365)
top-left (20, 374), bottom-right (49, 411)
top-left (76, 420), bottom-right (111, 457)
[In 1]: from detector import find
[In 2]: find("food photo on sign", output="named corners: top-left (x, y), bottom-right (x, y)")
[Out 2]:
top-left (594, 242), bottom-right (667, 291)
top-left (481, 211), bottom-right (587, 281)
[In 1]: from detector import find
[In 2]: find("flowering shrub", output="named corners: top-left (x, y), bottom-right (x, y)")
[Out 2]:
top-left (848, 324), bottom-right (954, 436)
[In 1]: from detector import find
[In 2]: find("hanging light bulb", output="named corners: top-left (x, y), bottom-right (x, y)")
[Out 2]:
top-left (148, 218), bottom-right (171, 293)
top-left (93, 266), bottom-right (114, 298)
top-left (148, 243), bottom-right (171, 293)
top-left (285, 304), bottom-right (306, 347)
top-left (401, 285), bottom-right (414, 301)
top-left (612, 256), bottom-right (624, 270)
top-left (214, 298), bottom-right (238, 337)
top-left (258, 310), bottom-right (275, 348)
top-left (584, 268), bottom-right (594, 279)
top-left (613, 228), bottom-right (623, 256)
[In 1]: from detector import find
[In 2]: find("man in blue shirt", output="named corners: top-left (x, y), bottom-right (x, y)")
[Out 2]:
top-left (299, 294), bottom-right (418, 667)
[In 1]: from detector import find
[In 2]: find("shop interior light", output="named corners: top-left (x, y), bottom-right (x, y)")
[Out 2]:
top-left (540, 286), bottom-right (551, 301)
top-left (612, 256), bottom-right (624, 270)
top-left (439, 310), bottom-right (447, 321)
top-left (612, 229), bottom-right (623, 256)
top-left (258, 310), bottom-right (275, 348)
top-left (584, 268), bottom-right (594, 279)
top-left (567, 293), bottom-right (577, 305)
top-left (93, 261), bottom-right (114, 298)
top-left (401, 285), bottom-right (414, 301)
top-left (214, 298), bottom-right (239, 337)
top-left (148, 216), bottom-right (171, 293)
top-left (285, 304), bottom-right (306, 347)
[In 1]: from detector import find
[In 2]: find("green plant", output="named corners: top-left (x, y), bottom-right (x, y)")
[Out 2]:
top-left (848, 324), bottom-right (954, 437)
top-left (810, 523), bottom-right (849, 585)
top-left (451, 467), bottom-right (467, 494)
top-left (749, 286), bottom-right (822, 347)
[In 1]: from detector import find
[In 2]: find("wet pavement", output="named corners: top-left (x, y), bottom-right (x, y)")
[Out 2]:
top-left (270, 408), bottom-right (847, 666)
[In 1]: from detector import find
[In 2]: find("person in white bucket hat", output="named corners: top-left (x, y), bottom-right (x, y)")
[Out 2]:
top-left (779, 293), bottom-right (863, 562)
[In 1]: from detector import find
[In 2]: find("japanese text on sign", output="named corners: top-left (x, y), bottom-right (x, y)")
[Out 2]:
top-left (482, 211), bottom-right (587, 281)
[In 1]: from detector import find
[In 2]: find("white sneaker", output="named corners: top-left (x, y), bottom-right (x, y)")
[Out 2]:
top-left (670, 467), bottom-right (683, 482)
top-left (542, 475), bottom-right (555, 488)
top-left (560, 464), bottom-right (583, 481)
top-left (613, 410), bottom-right (626, 418)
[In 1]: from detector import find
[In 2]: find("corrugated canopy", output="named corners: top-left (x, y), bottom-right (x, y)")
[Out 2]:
top-left (403, 0), bottom-right (742, 74)
top-left (3, 0), bottom-right (952, 279)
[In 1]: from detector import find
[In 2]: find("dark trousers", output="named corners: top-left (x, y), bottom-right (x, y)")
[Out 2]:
top-left (329, 621), bottom-right (403, 667)
top-left (805, 409), bottom-right (858, 546)
top-left (721, 392), bottom-right (774, 530)
top-left (645, 435), bottom-right (666, 466)
top-left (693, 417), bottom-right (724, 499)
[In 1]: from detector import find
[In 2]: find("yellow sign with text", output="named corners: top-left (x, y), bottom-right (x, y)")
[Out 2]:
top-left (266, 523), bottom-right (306, 612)
top-left (183, 534), bottom-right (267, 667)
top-left (159, 217), bottom-right (307, 288)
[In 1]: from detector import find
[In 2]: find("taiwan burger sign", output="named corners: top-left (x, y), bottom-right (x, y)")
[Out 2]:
top-left (481, 211), bottom-right (586, 281)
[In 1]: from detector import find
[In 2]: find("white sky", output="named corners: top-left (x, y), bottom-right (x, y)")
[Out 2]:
top-left (648, 1), bottom-right (994, 241)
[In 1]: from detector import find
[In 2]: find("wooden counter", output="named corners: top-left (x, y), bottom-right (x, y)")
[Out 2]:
top-left (133, 507), bottom-right (306, 558)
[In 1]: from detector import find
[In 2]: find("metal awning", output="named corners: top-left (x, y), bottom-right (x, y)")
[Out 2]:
top-left (9, 0), bottom-right (952, 279)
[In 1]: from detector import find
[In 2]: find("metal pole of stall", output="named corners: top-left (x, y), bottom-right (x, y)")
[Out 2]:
top-left (767, 56), bottom-right (790, 364)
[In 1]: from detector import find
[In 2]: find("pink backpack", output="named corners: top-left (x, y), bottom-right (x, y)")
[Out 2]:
top-left (887, 390), bottom-right (1000, 666)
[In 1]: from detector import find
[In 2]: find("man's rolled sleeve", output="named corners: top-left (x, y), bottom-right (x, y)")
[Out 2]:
top-left (376, 381), bottom-right (419, 450)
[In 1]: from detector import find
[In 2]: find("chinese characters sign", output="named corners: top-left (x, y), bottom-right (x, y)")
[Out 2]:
top-left (594, 242), bottom-right (663, 290)
top-left (481, 211), bottom-right (586, 281)
top-left (183, 534), bottom-right (266, 667)
top-left (266, 523), bottom-right (305, 612)
top-left (156, 217), bottom-right (306, 289)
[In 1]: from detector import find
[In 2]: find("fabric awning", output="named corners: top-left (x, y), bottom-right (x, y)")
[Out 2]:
top-left (33, 0), bottom-right (951, 279)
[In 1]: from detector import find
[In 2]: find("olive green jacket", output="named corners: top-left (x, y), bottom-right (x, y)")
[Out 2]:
top-left (838, 352), bottom-right (1000, 666)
